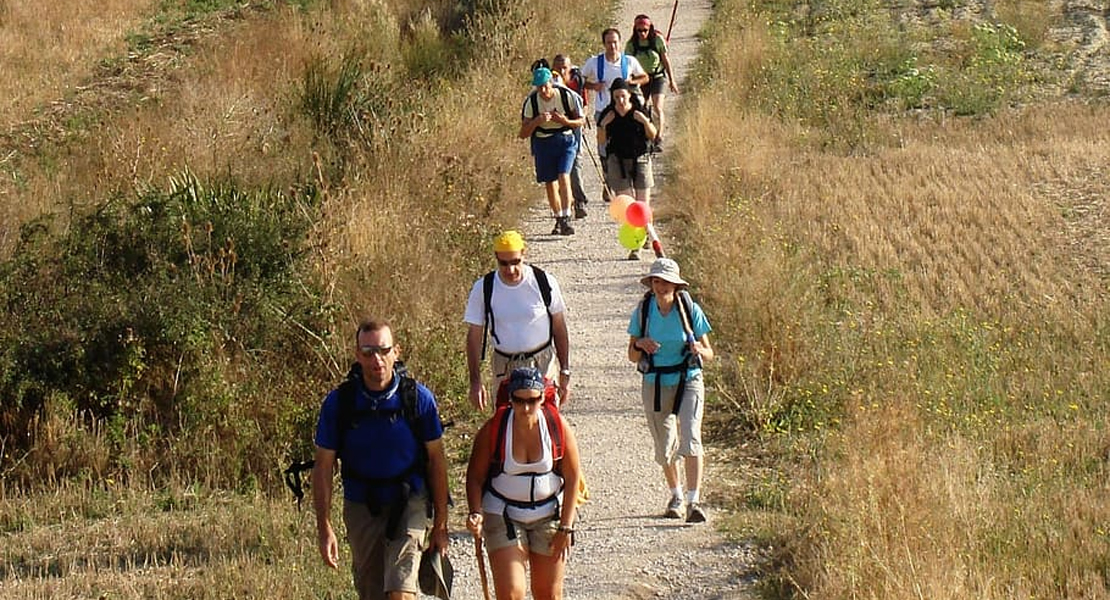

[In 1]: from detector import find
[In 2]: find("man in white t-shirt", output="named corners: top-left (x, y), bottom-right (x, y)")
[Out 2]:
top-left (581, 28), bottom-right (650, 125)
top-left (463, 230), bottom-right (572, 411)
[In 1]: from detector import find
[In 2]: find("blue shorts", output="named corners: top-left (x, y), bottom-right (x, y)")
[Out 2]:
top-left (531, 132), bottom-right (577, 183)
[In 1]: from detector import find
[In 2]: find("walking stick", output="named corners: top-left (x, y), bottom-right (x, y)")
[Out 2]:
top-left (475, 534), bottom-right (492, 600)
top-left (665, 0), bottom-right (680, 43)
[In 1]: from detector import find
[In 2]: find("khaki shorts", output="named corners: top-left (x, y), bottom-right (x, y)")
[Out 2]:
top-left (482, 510), bottom-right (561, 557)
top-left (641, 374), bottom-right (704, 466)
top-left (343, 493), bottom-right (429, 599)
top-left (491, 343), bottom-right (557, 386)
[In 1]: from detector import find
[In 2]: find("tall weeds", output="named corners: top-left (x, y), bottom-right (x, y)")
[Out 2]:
top-left (678, 0), bottom-right (1110, 597)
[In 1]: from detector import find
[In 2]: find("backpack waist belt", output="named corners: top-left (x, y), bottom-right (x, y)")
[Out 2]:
top-left (647, 362), bottom-right (690, 415)
top-left (493, 342), bottom-right (550, 362)
top-left (487, 480), bottom-right (564, 541)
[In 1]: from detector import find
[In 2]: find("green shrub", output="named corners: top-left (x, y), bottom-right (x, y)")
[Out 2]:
top-left (0, 170), bottom-right (332, 485)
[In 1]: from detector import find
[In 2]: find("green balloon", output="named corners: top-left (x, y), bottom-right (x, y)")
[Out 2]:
top-left (618, 223), bottom-right (648, 250)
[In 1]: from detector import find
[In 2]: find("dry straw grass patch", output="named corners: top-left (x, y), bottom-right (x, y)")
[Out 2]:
top-left (0, 0), bottom-right (156, 124)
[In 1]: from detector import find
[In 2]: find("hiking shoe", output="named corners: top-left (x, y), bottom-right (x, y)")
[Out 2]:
top-left (551, 218), bottom-right (562, 235)
top-left (686, 503), bottom-right (707, 523)
top-left (664, 496), bottom-right (683, 519)
top-left (628, 249), bottom-right (641, 260)
top-left (574, 202), bottom-right (587, 219)
top-left (559, 218), bottom-right (576, 235)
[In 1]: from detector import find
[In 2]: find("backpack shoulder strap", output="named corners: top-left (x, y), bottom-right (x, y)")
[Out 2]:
top-left (557, 86), bottom-right (573, 117)
top-left (481, 270), bottom-right (497, 359)
top-left (621, 54), bottom-right (629, 80)
top-left (488, 404), bottom-right (513, 476)
top-left (597, 54), bottom-right (604, 83)
top-left (638, 291), bottom-right (653, 337)
top-left (531, 266), bottom-right (553, 309)
top-left (542, 402), bottom-right (565, 460)
top-left (528, 90), bottom-right (539, 119)
top-left (532, 265), bottom-right (555, 345)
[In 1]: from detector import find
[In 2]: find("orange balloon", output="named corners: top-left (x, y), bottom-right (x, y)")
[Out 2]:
top-left (608, 194), bottom-right (635, 224)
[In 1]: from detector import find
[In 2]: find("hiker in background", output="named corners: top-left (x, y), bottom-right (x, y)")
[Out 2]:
top-left (551, 53), bottom-right (589, 220)
top-left (465, 367), bottom-right (582, 600)
top-left (626, 259), bottom-right (714, 524)
top-left (312, 318), bottom-right (450, 600)
top-left (581, 28), bottom-right (650, 126)
top-left (520, 66), bottom-right (585, 236)
top-left (598, 77), bottom-right (656, 260)
top-left (464, 230), bottom-right (572, 411)
top-left (626, 14), bottom-right (678, 149)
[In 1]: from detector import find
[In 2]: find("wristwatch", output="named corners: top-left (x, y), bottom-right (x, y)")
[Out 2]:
top-left (560, 368), bottom-right (572, 377)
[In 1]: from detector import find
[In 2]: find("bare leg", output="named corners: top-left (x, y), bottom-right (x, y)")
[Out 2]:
top-left (663, 461), bottom-right (680, 490)
top-left (685, 453), bottom-right (703, 497)
top-left (529, 550), bottom-right (567, 600)
top-left (651, 92), bottom-right (666, 138)
top-left (491, 545), bottom-right (529, 600)
top-left (544, 181), bottom-right (560, 215)
top-left (555, 173), bottom-right (573, 214)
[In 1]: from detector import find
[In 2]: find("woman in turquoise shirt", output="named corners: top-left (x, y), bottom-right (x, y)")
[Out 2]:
top-left (627, 258), bottom-right (714, 523)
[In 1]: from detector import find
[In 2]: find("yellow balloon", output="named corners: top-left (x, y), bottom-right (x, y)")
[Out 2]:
top-left (608, 194), bottom-right (635, 224)
top-left (618, 223), bottom-right (648, 250)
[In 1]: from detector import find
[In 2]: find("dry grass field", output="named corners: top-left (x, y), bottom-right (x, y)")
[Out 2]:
top-left (673, 0), bottom-right (1110, 597)
top-left (3, 0), bottom-right (1110, 597)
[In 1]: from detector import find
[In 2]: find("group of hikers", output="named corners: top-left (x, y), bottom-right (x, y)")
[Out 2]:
top-left (308, 15), bottom-right (709, 600)
top-left (521, 16), bottom-right (677, 260)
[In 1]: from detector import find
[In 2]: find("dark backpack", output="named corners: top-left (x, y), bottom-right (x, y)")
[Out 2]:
top-left (601, 103), bottom-right (650, 160)
top-left (282, 362), bottom-right (438, 506)
top-left (480, 266), bottom-right (553, 360)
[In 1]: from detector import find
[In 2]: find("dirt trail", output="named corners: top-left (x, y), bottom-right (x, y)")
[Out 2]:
top-left (444, 1), bottom-right (759, 598)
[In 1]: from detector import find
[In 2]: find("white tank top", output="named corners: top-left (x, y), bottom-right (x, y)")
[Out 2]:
top-left (482, 409), bottom-right (564, 524)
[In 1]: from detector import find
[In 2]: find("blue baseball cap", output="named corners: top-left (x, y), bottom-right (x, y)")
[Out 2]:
top-left (532, 67), bottom-right (553, 86)
top-left (507, 367), bottom-right (545, 395)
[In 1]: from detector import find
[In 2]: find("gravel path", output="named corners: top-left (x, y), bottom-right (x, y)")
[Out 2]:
top-left (444, 1), bottom-right (760, 598)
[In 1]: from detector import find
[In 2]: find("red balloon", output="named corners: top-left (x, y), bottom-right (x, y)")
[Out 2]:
top-left (625, 201), bottom-right (653, 227)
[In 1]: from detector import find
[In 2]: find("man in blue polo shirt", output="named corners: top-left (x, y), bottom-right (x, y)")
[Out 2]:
top-left (313, 318), bottom-right (450, 600)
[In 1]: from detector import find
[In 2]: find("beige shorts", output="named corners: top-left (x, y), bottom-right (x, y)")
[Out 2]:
top-left (641, 374), bottom-right (704, 466)
top-left (491, 343), bottom-right (558, 386)
top-left (482, 510), bottom-right (561, 557)
top-left (343, 493), bottom-right (428, 599)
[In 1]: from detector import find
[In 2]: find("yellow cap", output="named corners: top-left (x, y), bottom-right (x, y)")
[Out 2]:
top-left (493, 230), bottom-right (526, 252)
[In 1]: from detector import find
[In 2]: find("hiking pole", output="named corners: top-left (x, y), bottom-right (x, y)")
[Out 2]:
top-left (475, 534), bottom-right (492, 600)
top-left (645, 223), bottom-right (665, 258)
top-left (581, 131), bottom-right (615, 203)
top-left (665, 0), bottom-right (680, 43)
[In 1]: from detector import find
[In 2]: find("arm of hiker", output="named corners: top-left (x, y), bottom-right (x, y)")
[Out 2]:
top-left (690, 333), bottom-right (714, 362)
top-left (425, 437), bottom-right (450, 554)
top-left (466, 323), bottom-right (489, 411)
top-left (312, 446), bottom-right (340, 569)
top-left (519, 113), bottom-right (546, 139)
top-left (551, 421), bottom-right (580, 558)
top-left (552, 311), bottom-right (572, 405)
top-left (629, 335), bottom-right (660, 362)
top-left (465, 421), bottom-right (494, 537)
top-left (633, 111), bottom-right (658, 140)
top-left (555, 110), bottom-right (585, 130)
